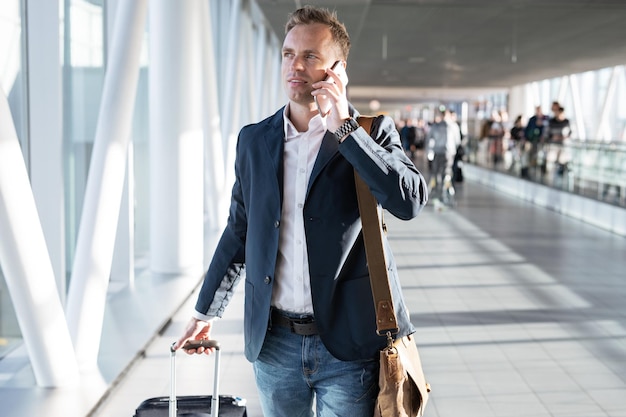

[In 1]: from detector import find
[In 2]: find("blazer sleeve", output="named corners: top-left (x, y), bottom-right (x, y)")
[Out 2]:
top-left (338, 114), bottom-right (428, 220)
top-left (194, 138), bottom-right (248, 318)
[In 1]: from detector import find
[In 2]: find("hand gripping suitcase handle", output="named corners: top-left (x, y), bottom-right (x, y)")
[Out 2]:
top-left (170, 340), bottom-right (221, 417)
top-left (178, 339), bottom-right (221, 351)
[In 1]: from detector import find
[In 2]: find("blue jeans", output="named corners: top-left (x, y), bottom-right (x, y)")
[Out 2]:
top-left (253, 314), bottom-right (379, 417)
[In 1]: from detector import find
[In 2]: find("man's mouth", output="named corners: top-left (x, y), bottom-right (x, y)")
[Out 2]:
top-left (287, 76), bottom-right (307, 85)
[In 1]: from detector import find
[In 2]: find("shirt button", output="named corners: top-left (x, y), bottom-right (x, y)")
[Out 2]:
top-left (264, 276), bottom-right (271, 284)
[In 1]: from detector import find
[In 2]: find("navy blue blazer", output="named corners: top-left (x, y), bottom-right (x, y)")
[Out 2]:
top-left (195, 105), bottom-right (428, 362)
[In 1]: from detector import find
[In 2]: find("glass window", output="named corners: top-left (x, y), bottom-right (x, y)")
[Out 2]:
top-left (0, 0), bottom-right (26, 360)
top-left (61, 0), bottom-right (105, 271)
top-left (0, 0), bottom-right (26, 151)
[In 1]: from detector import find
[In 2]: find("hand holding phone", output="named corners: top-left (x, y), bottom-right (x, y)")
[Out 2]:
top-left (314, 60), bottom-right (343, 117)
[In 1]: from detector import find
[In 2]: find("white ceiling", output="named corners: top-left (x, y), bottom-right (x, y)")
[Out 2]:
top-left (256, 0), bottom-right (626, 112)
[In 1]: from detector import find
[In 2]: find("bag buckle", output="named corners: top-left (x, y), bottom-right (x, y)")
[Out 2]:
top-left (385, 331), bottom-right (394, 349)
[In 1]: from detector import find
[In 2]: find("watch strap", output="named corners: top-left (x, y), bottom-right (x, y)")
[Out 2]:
top-left (334, 117), bottom-right (359, 142)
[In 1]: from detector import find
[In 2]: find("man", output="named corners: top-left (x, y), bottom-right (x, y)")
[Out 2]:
top-left (174, 6), bottom-right (428, 416)
top-left (400, 118), bottom-right (417, 158)
top-left (524, 105), bottom-right (548, 177)
top-left (426, 108), bottom-right (460, 202)
top-left (524, 105), bottom-right (548, 143)
top-left (547, 105), bottom-right (572, 179)
top-left (547, 105), bottom-right (571, 143)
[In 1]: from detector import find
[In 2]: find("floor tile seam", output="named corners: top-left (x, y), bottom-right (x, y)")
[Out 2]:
top-left (506, 344), bottom-right (607, 412)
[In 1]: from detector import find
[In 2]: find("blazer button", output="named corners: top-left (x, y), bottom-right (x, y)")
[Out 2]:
top-left (274, 220), bottom-right (280, 228)
top-left (264, 276), bottom-right (271, 284)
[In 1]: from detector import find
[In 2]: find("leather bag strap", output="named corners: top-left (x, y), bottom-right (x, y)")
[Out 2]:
top-left (355, 116), bottom-right (399, 336)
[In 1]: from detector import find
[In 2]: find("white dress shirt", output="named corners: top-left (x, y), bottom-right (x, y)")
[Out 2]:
top-left (271, 105), bottom-right (327, 314)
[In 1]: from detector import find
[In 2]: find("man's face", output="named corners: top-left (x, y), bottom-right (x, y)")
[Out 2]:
top-left (551, 102), bottom-right (560, 113)
top-left (281, 23), bottom-right (339, 108)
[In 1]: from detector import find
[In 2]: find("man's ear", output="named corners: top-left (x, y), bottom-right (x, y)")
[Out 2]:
top-left (336, 61), bottom-right (348, 85)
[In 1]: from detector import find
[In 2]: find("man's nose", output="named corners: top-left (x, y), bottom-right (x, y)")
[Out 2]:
top-left (290, 57), bottom-right (305, 71)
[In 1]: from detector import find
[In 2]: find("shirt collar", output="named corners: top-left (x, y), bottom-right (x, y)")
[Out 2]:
top-left (283, 103), bottom-right (327, 142)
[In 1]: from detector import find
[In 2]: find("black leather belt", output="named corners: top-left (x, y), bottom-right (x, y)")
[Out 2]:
top-left (270, 309), bottom-right (318, 336)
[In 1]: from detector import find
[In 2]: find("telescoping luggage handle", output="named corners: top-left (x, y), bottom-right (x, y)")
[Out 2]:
top-left (170, 340), bottom-right (221, 417)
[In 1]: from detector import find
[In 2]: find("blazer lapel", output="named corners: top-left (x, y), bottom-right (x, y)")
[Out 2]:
top-left (307, 130), bottom-right (338, 196)
top-left (307, 104), bottom-right (360, 196)
top-left (263, 109), bottom-right (286, 201)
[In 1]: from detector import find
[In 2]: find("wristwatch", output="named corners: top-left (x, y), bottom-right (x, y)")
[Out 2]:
top-left (334, 117), bottom-right (360, 142)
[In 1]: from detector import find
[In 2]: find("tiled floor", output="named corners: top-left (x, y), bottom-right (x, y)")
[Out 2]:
top-left (91, 176), bottom-right (626, 417)
top-left (4, 166), bottom-right (626, 417)
top-left (400, 181), bottom-right (626, 417)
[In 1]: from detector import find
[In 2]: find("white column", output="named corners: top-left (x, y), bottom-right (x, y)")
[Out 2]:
top-left (111, 142), bottom-right (135, 287)
top-left (107, 0), bottom-right (135, 286)
top-left (220, 0), bottom-right (241, 152)
top-left (0, 88), bottom-right (79, 387)
top-left (222, 44), bottom-right (245, 190)
top-left (595, 66), bottom-right (618, 141)
top-left (200, 0), bottom-right (226, 233)
top-left (243, 19), bottom-right (256, 124)
top-left (25, 0), bottom-right (66, 302)
top-left (269, 46), bottom-right (283, 112)
top-left (65, 0), bottom-right (148, 370)
top-left (569, 74), bottom-right (586, 141)
top-left (253, 28), bottom-right (268, 120)
top-left (149, 0), bottom-right (204, 275)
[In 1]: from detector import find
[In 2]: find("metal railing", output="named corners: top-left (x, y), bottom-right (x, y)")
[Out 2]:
top-left (466, 137), bottom-right (626, 208)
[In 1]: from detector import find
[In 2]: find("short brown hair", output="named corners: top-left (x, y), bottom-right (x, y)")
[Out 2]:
top-left (285, 6), bottom-right (351, 60)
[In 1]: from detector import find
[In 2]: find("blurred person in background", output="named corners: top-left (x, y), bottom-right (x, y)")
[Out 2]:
top-left (427, 108), bottom-right (461, 204)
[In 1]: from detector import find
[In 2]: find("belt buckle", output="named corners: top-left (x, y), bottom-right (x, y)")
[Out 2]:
top-left (289, 316), bottom-right (315, 335)
top-left (289, 317), bottom-right (305, 333)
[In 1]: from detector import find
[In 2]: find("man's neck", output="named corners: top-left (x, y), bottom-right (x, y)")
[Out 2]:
top-left (287, 102), bottom-right (318, 133)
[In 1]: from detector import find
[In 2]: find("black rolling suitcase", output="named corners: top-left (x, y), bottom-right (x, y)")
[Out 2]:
top-left (134, 340), bottom-right (247, 417)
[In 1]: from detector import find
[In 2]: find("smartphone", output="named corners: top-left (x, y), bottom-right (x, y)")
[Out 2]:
top-left (314, 60), bottom-right (342, 116)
